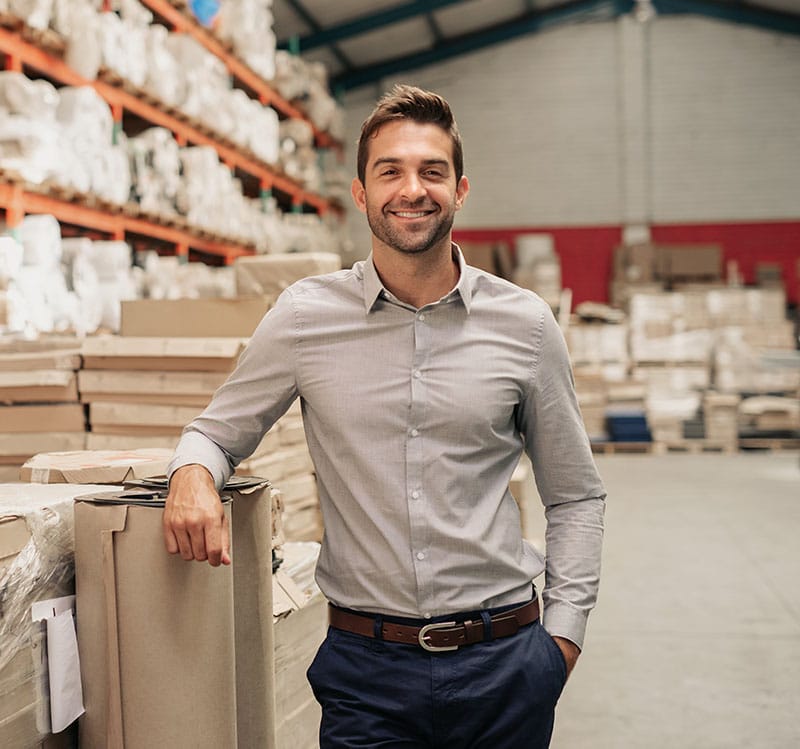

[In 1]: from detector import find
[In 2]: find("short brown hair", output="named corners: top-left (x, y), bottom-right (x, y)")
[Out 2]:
top-left (356, 84), bottom-right (464, 184)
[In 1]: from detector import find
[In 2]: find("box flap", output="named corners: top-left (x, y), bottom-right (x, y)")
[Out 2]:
top-left (20, 449), bottom-right (174, 485)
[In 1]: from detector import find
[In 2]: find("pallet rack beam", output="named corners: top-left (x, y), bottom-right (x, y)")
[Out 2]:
top-left (0, 181), bottom-right (253, 263)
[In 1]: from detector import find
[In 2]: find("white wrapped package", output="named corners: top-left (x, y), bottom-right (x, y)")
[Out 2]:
top-left (0, 236), bottom-right (24, 288)
top-left (19, 214), bottom-right (62, 269)
top-left (0, 115), bottom-right (63, 185)
top-left (128, 128), bottom-right (181, 215)
top-left (97, 13), bottom-right (148, 89)
top-left (97, 278), bottom-right (137, 332)
top-left (9, 0), bottom-right (53, 29)
top-left (56, 86), bottom-right (114, 146)
top-left (249, 104), bottom-right (280, 165)
top-left (0, 72), bottom-right (59, 119)
top-left (82, 241), bottom-right (132, 282)
top-left (143, 25), bottom-right (185, 107)
top-left (217, 0), bottom-right (276, 81)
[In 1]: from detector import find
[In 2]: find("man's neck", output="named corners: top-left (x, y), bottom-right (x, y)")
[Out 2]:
top-left (372, 240), bottom-right (460, 309)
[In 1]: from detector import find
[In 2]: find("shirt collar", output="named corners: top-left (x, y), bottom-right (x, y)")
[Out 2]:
top-left (361, 244), bottom-right (474, 314)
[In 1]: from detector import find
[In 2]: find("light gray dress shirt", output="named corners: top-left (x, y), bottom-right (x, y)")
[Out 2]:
top-left (168, 247), bottom-right (606, 647)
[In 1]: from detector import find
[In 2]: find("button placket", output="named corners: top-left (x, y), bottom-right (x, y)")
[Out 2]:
top-left (407, 307), bottom-right (433, 612)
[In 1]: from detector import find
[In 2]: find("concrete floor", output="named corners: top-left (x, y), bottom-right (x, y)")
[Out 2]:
top-left (539, 452), bottom-right (800, 748)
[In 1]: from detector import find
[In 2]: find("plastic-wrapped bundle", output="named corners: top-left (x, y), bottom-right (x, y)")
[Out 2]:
top-left (60, 238), bottom-right (104, 334)
top-left (165, 34), bottom-right (234, 136)
top-left (128, 128), bottom-right (181, 216)
top-left (18, 214), bottom-right (62, 269)
top-left (9, 0), bottom-right (53, 29)
top-left (217, 0), bottom-right (276, 81)
top-left (279, 118), bottom-right (320, 191)
top-left (97, 10), bottom-right (149, 89)
top-left (0, 72), bottom-right (59, 119)
top-left (143, 24), bottom-right (186, 108)
top-left (0, 237), bottom-right (23, 290)
top-left (227, 91), bottom-right (279, 165)
top-left (56, 86), bottom-right (131, 204)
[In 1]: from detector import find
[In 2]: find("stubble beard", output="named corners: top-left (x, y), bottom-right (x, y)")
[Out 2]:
top-left (366, 202), bottom-right (455, 256)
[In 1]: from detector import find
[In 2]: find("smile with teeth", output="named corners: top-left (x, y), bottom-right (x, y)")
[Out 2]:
top-left (389, 208), bottom-right (436, 219)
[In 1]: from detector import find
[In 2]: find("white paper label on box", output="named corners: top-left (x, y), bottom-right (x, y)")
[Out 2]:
top-left (31, 595), bottom-right (85, 732)
top-left (29, 467), bottom-right (50, 484)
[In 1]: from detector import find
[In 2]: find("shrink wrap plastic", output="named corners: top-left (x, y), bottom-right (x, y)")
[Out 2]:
top-left (0, 483), bottom-right (118, 677)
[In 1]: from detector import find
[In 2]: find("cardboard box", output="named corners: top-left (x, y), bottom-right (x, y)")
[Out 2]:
top-left (121, 297), bottom-right (271, 338)
top-left (234, 253), bottom-right (341, 299)
top-left (81, 337), bottom-right (247, 372)
top-left (0, 349), bottom-right (81, 372)
top-left (0, 404), bottom-right (85, 433)
top-left (0, 433), bottom-right (87, 463)
top-left (88, 402), bottom-right (202, 435)
top-left (658, 244), bottom-right (721, 281)
top-left (20, 448), bottom-right (174, 484)
top-left (75, 479), bottom-right (275, 749)
top-left (85, 433), bottom-right (179, 452)
top-left (0, 370), bottom-right (79, 404)
top-left (78, 369), bottom-right (225, 407)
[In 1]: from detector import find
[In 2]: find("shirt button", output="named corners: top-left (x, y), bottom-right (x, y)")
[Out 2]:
top-left (410, 428), bottom-right (419, 437)
top-left (423, 612), bottom-right (432, 620)
top-left (419, 314), bottom-right (426, 321)
top-left (411, 490), bottom-right (420, 499)
top-left (413, 370), bottom-right (421, 379)
top-left (416, 551), bottom-right (425, 560)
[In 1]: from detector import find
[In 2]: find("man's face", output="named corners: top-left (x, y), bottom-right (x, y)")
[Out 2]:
top-left (352, 120), bottom-right (469, 256)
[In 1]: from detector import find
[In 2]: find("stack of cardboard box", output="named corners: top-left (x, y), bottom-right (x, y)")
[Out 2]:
top-left (0, 340), bottom-right (85, 482)
top-left (272, 542), bottom-right (326, 749)
top-left (80, 336), bottom-right (247, 451)
top-left (237, 400), bottom-right (322, 543)
top-left (610, 242), bottom-right (722, 308)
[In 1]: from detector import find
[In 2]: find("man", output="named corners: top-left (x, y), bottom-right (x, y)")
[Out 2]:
top-left (165, 84), bottom-right (605, 748)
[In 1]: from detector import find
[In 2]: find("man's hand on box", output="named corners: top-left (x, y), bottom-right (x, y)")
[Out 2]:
top-left (164, 464), bottom-right (231, 566)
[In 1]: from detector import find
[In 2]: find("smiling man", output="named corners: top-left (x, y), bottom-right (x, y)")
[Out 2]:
top-left (164, 85), bottom-right (605, 748)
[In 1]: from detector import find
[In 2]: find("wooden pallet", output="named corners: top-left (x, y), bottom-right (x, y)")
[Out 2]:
top-left (653, 440), bottom-right (736, 455)
top-left (591, 441), bottom-right (653, 455)
top-left (738, 438), bottom-right (800, 452)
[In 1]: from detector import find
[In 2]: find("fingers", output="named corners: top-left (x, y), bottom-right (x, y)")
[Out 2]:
top-left (163, 465), bottom-right (228, 566)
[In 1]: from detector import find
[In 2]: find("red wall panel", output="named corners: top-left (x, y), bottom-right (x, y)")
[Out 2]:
top-left (454, 221), bottom-right (800, 306)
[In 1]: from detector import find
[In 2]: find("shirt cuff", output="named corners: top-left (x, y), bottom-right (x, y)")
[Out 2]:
top-left (541, 600), bottom-right (590, 650)
top-left (167, 430), bottom-right (233, 492)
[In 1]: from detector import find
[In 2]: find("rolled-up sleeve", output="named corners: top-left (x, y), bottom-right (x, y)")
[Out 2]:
top-left (519, 306), bottom-right (606, 648)
top-left (167, 289), bottom-right (299, 491)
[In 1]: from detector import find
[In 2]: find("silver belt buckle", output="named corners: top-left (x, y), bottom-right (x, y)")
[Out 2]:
top-left (418, 621), bottom-right (459, 652)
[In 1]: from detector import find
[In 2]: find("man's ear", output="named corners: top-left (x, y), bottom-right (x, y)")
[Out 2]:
top-left (455, 175), bottom-right (469, 210)
top-left (351, 178), bottom-right (367, 213)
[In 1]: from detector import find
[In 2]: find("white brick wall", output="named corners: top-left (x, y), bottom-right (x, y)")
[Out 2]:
top-left (341, 14), bottom-right (800, 262)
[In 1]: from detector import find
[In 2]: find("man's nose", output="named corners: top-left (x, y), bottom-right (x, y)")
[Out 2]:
top-left (399, 173), bottom-right (426, 202)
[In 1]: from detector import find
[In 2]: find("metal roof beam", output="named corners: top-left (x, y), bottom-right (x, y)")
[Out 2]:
top-left (281, 0), bottom-right (470, 51)
top-left (282, 0), bottom-right (355, 70)
top-left (333, 0), bottom-right (631, 91)
top-left (653, 0), bottom-right (800, 36)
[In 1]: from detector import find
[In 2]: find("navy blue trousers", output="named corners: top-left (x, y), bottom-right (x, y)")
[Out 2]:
top-left (307, 608), bottom-right (568, 748)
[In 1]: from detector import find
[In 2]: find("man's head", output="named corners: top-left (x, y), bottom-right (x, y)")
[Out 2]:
top-left (357, 84), bottom-right (464, 185)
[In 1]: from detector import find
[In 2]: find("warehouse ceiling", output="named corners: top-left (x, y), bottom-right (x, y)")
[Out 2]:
top-left (272, 0), bottom-right (800, 92)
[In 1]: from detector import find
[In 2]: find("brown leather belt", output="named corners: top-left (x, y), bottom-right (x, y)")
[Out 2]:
top-left (328, 598), bottom-right (540, 652)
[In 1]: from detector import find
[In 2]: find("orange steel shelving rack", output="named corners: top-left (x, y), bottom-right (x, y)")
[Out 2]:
top-left (0, 6), bottom-right (340, 263)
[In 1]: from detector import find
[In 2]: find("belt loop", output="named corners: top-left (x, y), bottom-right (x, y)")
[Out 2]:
top-left (479, 610), bottom-right (492, 642)
top-left (373, 614), bottom-right (384, 640)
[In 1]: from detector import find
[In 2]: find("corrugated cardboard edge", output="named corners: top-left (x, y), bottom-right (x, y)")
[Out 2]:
top-left (230, 482), bottom-right (277, 749)
top-left (101, 507), bottom-right (128, 749)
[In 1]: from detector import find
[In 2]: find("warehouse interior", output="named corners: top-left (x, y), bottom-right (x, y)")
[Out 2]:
top-left (0, 0), bottom-right (798, 747)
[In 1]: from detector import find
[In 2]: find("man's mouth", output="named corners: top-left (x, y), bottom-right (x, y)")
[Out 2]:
top-left (389, 209), bottom-right (436, 219)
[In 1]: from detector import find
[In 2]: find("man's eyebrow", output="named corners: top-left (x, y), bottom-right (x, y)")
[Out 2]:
top-left (371, 158), bottom-right (450, 170)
